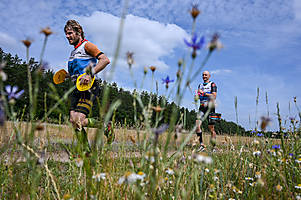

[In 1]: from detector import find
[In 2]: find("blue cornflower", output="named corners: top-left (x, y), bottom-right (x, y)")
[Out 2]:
top-left (162, 76), bottom-right (174, 88)
top-left (0, 100), bottom-right (5, 126)
top-left (184, 33), bottom-right (205, 58)
top-left (289, 153), bottom-right (294, 157)
top-left (41, 61), bottom-right (50, 70)
top-left (5, 85), bottom-right (24, 100)
top-left (272, 145), bottom-right (280, 149)
top-left (257, 133), bottom-right (264, 137)
top-left (162, 76), bottom-right (174, 84)
top-left (151, 124), bottom-right (169, 136)
top-left (184, 33), bottom-right (205, 51)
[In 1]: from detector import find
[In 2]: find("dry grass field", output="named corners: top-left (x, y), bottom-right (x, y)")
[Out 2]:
top-left (1, 121), bottom-right (280, 148)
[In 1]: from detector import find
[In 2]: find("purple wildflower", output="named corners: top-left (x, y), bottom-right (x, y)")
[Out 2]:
top-left (162, 76), bottom-right (174, 88)
top-left (184, 33), bottom-right (205, 58)
top-left (272, 145), bottom-right (280, 149)
top-left (184, 33), bottom-right (205, 51)
top-left (0, 100), bottom-right (5, 126)
top-left (151, 124), bottom-right (169, 136)
top-left (257, 133), bottom-right (264, 137)
top-left (41, 61), bottom-right (50, 70)
top-left (162, 76), bottom-right (174, 84)
top-left (5, 85), bottom-right (24, 100)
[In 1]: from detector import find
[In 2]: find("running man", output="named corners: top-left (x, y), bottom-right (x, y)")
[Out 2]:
top-left (196, 71), bottom-right (217, 151)
top-left (64, 20), bottom-right (110, 153)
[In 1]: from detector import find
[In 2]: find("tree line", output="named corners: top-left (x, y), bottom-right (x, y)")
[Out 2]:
top-left (0, 48), bottom-right (248, 135)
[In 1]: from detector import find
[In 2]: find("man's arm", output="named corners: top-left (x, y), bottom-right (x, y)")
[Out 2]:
top-left (94, 54), bottom-right (110, 74)
top-left (85, 42), bottom-right (110, 75)
top-left (204, 92), bottom-right (216, 99)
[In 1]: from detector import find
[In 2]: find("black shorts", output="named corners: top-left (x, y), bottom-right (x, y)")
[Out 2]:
top-left (70, 80), bottom-right (100, 116)
top-left (199, 106), bottom-right (216, 125)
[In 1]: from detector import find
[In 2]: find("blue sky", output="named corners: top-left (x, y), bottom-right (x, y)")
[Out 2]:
top-left (0, 0), bottom-right (301, 131)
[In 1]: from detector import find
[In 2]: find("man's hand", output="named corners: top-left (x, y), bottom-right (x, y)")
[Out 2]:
top-left (79, 74), bottom-right (92, 85)
top-left (65, 73), bottom-right (71, 79)
top-left (198, 89), bottom-right (205, 96)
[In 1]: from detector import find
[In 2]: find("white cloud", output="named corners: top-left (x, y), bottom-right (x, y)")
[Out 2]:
top-left (210, 69), bottom-right (232, 75)
top-left (0, 32), bottom-right (20, 51)
top-left (71, 11), bottom-right (189, 73)
top-left (294, 0), bottom-right (301, 21)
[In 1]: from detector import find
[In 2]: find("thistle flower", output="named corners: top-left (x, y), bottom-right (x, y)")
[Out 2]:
top-left (152, 105), bottom-right (163, 113)
top-left (162, 76), bottom-right (174, 89)
top-left (207, 33), bottom-right (223, 53)
top-left (190, 4), bottom-right (201, 20)
top-left (144, 66), bottom-right (148, 75)
top-left (176, 70), bottom-right (182, 79)
top-left (5, 85), bottom-right (24, 100)
top-left (126, 51), bottom-right (134, 67)
top-left (22, 38), bottom-right (32, 48)
top-left (149, 66), bottom-right (156, 72)
top-left (40, 27), bottom-right (53, 36)
top-left (178, 59), bottom-right (183, 67)
top-left (184, 33), bottom-right (205, 58)
top-left (260, 116), bottom-right (271, 130)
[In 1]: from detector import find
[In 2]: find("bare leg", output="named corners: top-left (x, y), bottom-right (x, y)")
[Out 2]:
top-left (196, 119), bottom-right (204, 145)
top-left (208, 125), bottom-right (216, 139)
top-left (70, 111), bottom-right (90, 153)
top-left (208, 124), bottom-right (216, 147)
